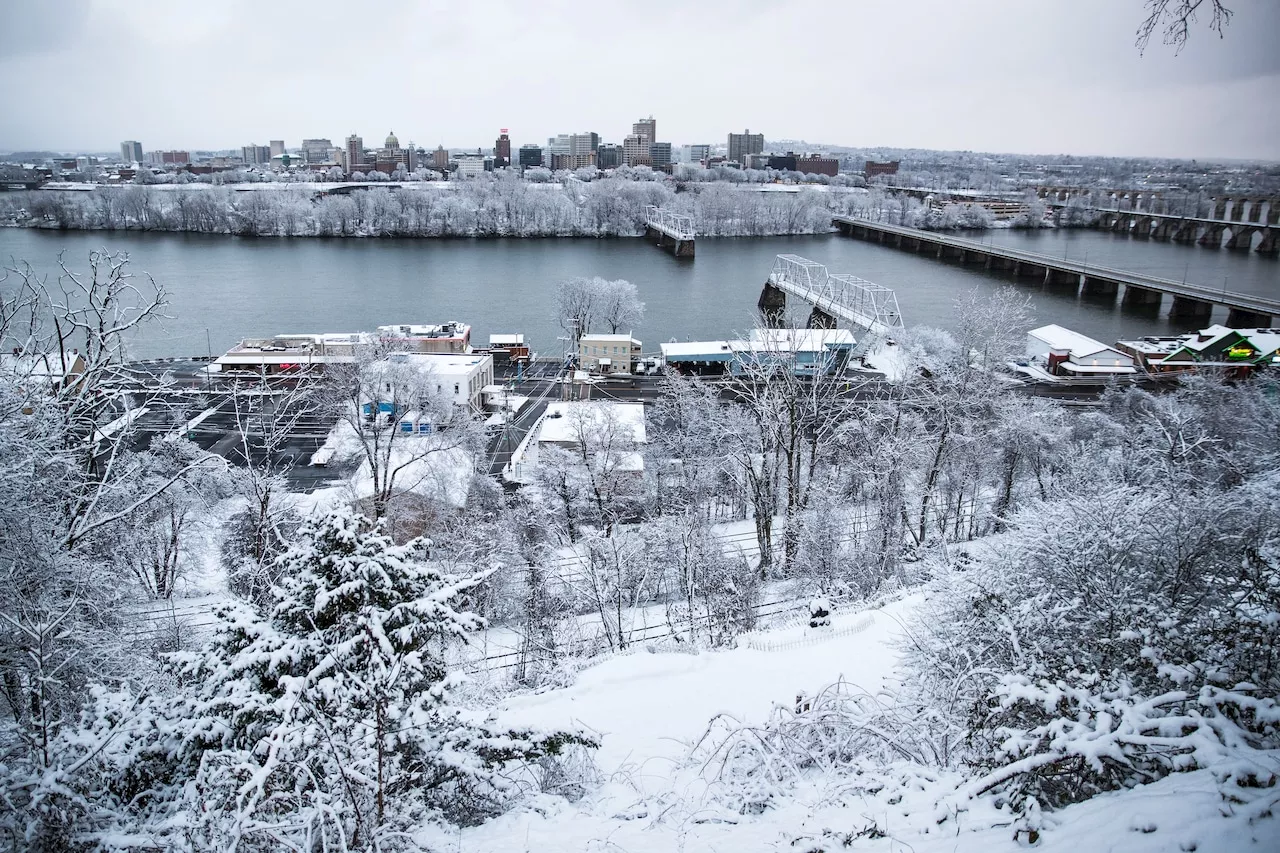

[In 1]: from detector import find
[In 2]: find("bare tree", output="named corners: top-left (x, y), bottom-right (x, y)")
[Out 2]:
top-left (323, 353), bottom-right (483, 524)
top-left (1136, 0), bottom-right (1232, 54)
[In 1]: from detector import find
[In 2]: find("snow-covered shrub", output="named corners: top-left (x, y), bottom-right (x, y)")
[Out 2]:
top-left (901, 470), bottom-right (1280, 810)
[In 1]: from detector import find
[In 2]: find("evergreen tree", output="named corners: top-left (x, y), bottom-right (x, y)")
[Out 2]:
top-left (170, 506), bottom-right (594, 849)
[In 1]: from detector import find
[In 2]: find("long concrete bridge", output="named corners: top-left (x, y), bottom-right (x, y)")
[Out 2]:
top-left (758, 253), bottom-right (905, 339)
top-left (834, 216), bottom-right (1280, 327)
top-left (644, 205), bottom-right (695, 257)
top-left (1074, 208), bottom-right (1277, 254)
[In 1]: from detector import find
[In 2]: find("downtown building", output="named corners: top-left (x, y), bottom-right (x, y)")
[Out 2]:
top-left (494, 129), bottom-right (512, 168)
top-left (518, 143), bottom-right (543, 168)
top-left (242, 144), bottom-right (271, 165)
top-left (727, 129), bottom-right (764, 166)
top-left (301, 138), bottom-right (335, 165)
top-left (120, 140), bottom-right (144, 163)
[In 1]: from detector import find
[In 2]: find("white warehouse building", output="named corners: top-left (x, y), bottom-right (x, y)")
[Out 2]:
top-left (1026, 324), bottom-right (1136, 377)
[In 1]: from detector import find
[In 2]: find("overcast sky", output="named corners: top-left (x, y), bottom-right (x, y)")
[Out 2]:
top-left (2, 0), bottom-right (1277, 161)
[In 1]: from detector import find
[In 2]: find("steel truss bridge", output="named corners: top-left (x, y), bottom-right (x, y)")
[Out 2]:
top-left (763, 254), bottom-right (904, 339)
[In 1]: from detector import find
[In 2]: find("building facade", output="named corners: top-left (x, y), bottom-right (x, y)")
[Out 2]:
top-left (649, 142), bottom-right (672, 168)
top-left (864, 160), bottom-right (900, 178)
top-left (727, 130), bottom-right (764, 165)
top-left (518, 144), bottom-right (543, 168)
top-left (344, 134), bottom-right (366, 174)
top-left (120, 140), bottom-right (144, 163)
top-left (242, 144), bottom-right (271, 165)
top-left (494, 129), bottom-right (511, 167)
top-left (623, 134), bottom-right (650, 167)
top-left (632, 117), bottom-right (656, 144)
top-left (301, 138), bottom-right (335, 165)
top-left (596, 143), bottom-right (623, 169)
top-left (796, 154), bottom-right (838, 176)
top-left (579, 333), bottom-right (642, 374)
top-left (269, 140), bottom-right (285, 158)
top-left (157, 150), bottom-right (190, 165)
top-left (454, 153), bottom-right (485, 177)
top-left (680, 144), bottom-right (710, 164)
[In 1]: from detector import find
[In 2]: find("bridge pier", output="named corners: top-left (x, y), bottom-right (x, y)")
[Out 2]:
top-left (1121, 285), bottom-right (1163, 313)
top-left (1225, 226), bottom-right (1256, 251)
top-left (1226, 308), bottom-right (1272, 328)
top-left (1081, 276), bottom-right (1120, 299)
top-left (758, 281), bottom-right (787, 324)
top-left (1256, 227), bottom-right (1277, 256)
top-left (807, 306), bottom-right (837, 329)
top-left (1198, 223), bottom-right (1226, 248)
top-left (1132, 217), bottom-right (1152, 238)
top-left (1170, 295), bottom-right (1213, 324)
top-left (1012, 261), bottom-right (1046, 279)
top-left (987, 255), bottom-right (1017, 272)
top-left (1045, 268), bottom-right (1080, 287)
top-left (1172, 222), bottom-right (1199, 244)
top-left (1151, 218), bottom-right (1178, 241)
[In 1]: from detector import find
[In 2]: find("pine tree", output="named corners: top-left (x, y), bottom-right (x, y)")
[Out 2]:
top-left (172, 506), bottom-right (594, 849)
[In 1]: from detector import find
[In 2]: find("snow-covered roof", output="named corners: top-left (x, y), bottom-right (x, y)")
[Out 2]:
top-left (0, 350), bottom-right (85, 383)
top-left (1057, 362), bottom-right (1137, 374)
top-left (537, 401), bottom-right (647, 446)
top-left (377, 322), bottom-right (469, 340)
top-left (384, 352), bottom-right (492, 375)
top-left (741, 328), bottom-right (856, 353)
top-left (489, 333), bottom-right (525, 346)
top-left (1181, 324), bottom-right (1236, 353)
top-left (1027, 324), bottom-right (1112, 357)
top-left (661, 340), bottom-right (734, 358)
top-left (580, 333), bottom-right (640, 344)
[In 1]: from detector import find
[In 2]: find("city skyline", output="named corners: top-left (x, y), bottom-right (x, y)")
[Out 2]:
top-left (1, 0), bottom-right (1278, 161)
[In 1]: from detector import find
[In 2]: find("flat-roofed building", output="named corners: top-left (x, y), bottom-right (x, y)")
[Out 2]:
top-left (215, 332), bottom-right (373, 374)
top-left (579, 333), bottom-right (642, 374)
top-left (377, 322), bottom-right (471, 353)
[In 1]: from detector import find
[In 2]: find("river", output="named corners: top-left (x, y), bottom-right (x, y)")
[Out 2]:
top-left (0, 227), bottom-right (1275, 360)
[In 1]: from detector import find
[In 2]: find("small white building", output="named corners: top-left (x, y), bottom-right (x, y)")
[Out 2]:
top-left (1026, 324), bottom-right (1136, 377)
top-left (381, 352), bottom-right (494, 412)
top-left (579, 333), bottom-right (641, 374)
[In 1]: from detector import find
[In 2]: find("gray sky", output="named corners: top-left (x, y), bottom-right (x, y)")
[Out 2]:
top-left (3, 0), bottom-right (1277, 160)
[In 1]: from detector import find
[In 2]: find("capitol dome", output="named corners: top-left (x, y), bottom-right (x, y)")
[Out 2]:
top-left (385, 131), bottom-right (400, 149)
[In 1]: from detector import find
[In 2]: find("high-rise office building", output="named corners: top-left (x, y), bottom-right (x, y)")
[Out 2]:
top-left (518, 144), bottom-right (543, 168)
top-left (494, 129), bottom-right (511, 167)
top-left (649, 142), bottom-right (672, 167)
top-left (242, 144), bottom-right (271, 165)
top-left (301, 138), bottom-right (335, 165)
top-left (596, 143), bottom-right (623, 169)
top-left (269, 140), bottom-right (286, 158)
top-left (568, 133), bottom-right (595, 169)
top-left (344, 134), bottom-right (365, 174)
top-left (727, 129), bottom-right (764, 165)
top-left (120, 140), bottom-right (144, 163)
top-left (623, 134), bottom-right (651, 167)
top-left (631, 117), bottom-right (656, 144)
top-left (680, 144), bottom-right (711, 164)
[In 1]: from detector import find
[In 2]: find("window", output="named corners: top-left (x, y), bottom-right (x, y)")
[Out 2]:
top-left (454, 383), bottom-right (460, 395)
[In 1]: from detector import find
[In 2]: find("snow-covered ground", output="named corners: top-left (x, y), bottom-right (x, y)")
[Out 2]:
top-left (424, 594), bottom-right (1279, 852)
